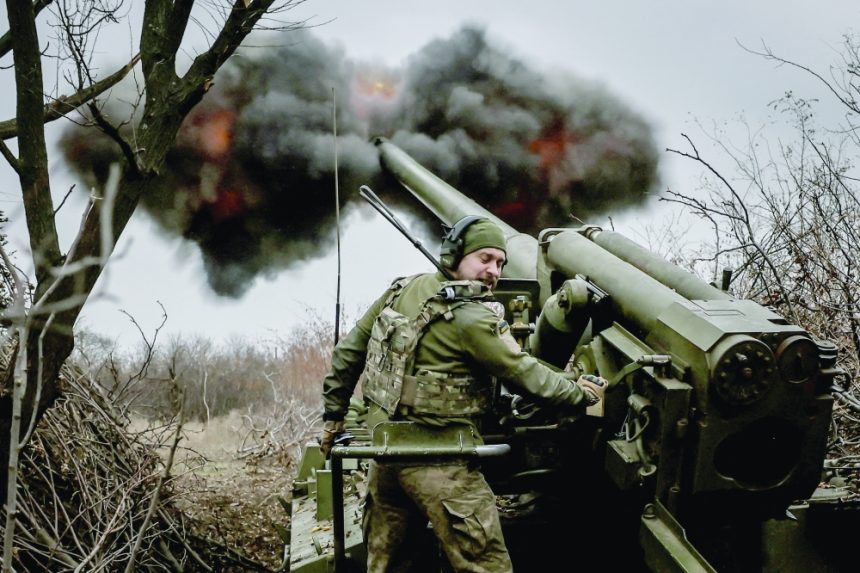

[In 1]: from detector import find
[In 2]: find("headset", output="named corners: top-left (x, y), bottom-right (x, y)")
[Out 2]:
top-left (439, 215), bottom-right (488, 271)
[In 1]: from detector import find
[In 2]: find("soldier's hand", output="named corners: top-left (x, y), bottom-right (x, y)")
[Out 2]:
top-left (575, 374), bottom-right (607, 407)
top-left (319, 420), bottom-right (346, 459)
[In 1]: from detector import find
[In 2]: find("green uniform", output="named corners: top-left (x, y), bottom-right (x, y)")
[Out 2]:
top-left (323, 272), bottom-right (589, 426)
top-left (322, 272), bottom-right (590, 572)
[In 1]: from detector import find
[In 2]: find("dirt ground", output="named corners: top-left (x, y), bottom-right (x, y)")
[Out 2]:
top-left (168, 413), bottom-right (310, 572)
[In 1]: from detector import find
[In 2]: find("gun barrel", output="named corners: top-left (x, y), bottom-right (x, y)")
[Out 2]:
top-left (376, 137), bottom-right (722, 328)
top-left (546, 230), bottom-right (689, 333)
top-left (376, 138), bottom-right (538, 278)
top-left (584, 227), bottom-right (731, 301)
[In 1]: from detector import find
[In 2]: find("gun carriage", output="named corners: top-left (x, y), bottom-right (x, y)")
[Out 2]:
top-left (285, 138), bottom-right (855, 573)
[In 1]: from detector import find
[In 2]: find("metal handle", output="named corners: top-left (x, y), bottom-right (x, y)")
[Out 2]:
top-left (329, 442), bottom-right (511, 569)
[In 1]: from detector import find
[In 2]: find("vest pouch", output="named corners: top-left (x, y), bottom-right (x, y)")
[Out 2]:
top-left (404, 370), bottom-right (491, 417)
top-left (360, 277), bottom-right (493, 419)
top-left (362, 307), bottom-right (420, 415)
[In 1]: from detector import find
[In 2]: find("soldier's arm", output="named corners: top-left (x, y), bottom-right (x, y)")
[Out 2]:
top-left (457, 304), bottom-right (590, 408)
top-left (321, 290), bottom-right (389, 421)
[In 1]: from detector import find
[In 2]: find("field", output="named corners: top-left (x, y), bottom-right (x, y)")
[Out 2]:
top-left (4, 294), bottom-right (859, 571)
top-left (167, 412), bottom-right (303, 571)
top-left (4, 322), bottom-right (332, 572)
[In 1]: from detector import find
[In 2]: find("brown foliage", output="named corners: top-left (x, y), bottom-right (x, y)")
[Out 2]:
top-left (664, 34), bottom-right (860, 494)
top-left (0, 312), bottom-right (337, 571)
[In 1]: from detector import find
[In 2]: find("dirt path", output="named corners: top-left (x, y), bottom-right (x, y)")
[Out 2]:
top-left (168, 414), bottom-right (306, 572)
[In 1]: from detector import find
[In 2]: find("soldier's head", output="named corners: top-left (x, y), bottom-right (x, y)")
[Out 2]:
top-left (441, 216), bottom-right (507, 288)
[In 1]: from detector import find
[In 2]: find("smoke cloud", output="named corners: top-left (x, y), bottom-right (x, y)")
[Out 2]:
top-left (61, 26), bottom-right (659, 296)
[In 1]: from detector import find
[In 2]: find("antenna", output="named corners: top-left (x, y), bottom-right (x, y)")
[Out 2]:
top-left (359, 185), bottom-right (454, 280)
top-left (332, 87), bottom-right (342, 345)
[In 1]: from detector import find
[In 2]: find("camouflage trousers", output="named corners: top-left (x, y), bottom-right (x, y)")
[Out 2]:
top-left (364, 460), bottom-right (513, 573)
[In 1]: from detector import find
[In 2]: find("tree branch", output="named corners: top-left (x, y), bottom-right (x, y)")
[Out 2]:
top-left (0, 0), bottom-right (53, 60)
top-left (0, 139), bottom-right (19, 173)
top-left (740, 40), bottom-right (860, 115)
top-left (165, 0), bottom-right (196, 58)
top-left (0, 54), bottom-right (140, 141)
top-left (140, 0), bottom-right (180, 86)
top-left (0, 0), bottom-right (308, 514)
top-left (184, 0), bottom-right (278, 92)
top-left (87, 102), bottom-right (142, 177)
top-left (5, 0), bottom-right (62, 287)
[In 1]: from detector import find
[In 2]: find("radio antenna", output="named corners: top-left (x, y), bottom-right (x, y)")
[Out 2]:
top-left (332, 87), bottom-right (342, 345)
top-left (359, 185), bottom-right (454, 280)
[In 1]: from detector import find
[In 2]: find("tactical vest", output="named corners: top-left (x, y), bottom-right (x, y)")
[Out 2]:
top-left (360, 276), bottom-right (495, 418)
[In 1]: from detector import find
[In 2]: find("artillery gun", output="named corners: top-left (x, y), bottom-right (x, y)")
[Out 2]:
top-left (284, 138), bottom-right (858, 572)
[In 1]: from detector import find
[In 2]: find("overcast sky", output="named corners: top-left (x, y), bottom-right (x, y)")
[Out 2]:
top-left (0, 0), bottom-right (857, 348)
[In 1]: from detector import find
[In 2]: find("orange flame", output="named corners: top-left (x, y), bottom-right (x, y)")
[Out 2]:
top-left (351, 71), bottom-right (401, 120)
top-left (209, 188), bottom-right (245, 222)
top-left (528, 127), bottom-right (569, 170)
top-left (353, 75), bottom-right (397, 99)
top-left (494, 201), bottom-right (527, 218)
top-left (186, 108), bottom-right (236, 161)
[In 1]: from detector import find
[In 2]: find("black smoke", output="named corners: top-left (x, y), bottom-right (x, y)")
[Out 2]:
top-left (61, 26), bottom-right (659, 296)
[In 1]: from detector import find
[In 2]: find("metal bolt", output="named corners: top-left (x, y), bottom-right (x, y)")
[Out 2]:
top-left (642, 504), bottom-right (656, 519)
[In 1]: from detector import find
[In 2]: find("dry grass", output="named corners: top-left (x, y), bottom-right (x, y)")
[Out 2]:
top-left (3, 314), bottom-right (337, 572)
top-left (166, 412), bottom-right (302, 572)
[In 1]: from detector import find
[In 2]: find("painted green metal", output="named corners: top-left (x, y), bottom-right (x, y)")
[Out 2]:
top-left (286, 140), bottom-right (859, 573)
top-left (375, 137), bottom-right (538, 279)
top-left (640, 501), bottom-right (718, 573)
top-left (328, 422), bottom-right (511, 570)
top-left (581, 225), bottom-right (732, 302)
top-left (531, 278), bottom-right (591, 367)
top-left (537, 225), bottom-right (833, 507)
top-left (315, 470), bottom-right (332, 520)
top-left (287, 444), bottom-right (365, 573)
top-left (294, 442), bottom-right (325, 490)
top-left (545, 229), bottom-right (690, 334)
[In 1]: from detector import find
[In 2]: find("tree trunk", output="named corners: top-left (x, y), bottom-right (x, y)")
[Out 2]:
top-left (0, 0), bottom-right (285, 507)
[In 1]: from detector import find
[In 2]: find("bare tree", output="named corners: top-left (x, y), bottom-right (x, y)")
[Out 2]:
top-left (0, 0), bottom-right (309, 507)
top-left (664, 34), bottom-right (860, 485)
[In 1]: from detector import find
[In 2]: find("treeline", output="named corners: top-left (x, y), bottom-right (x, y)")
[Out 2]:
top-left (72, 318), bottom-right (334, 423)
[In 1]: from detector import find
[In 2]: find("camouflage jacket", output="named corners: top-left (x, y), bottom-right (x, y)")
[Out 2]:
top-left (322, 272), bottom-right (589, 432)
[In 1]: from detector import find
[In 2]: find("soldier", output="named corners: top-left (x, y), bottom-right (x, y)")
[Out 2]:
top-left (320, 216), bottom-right (605, 573)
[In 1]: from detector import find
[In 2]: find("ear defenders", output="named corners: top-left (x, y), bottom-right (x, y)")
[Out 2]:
top-left (439, 215), bottom-right (487, 271)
